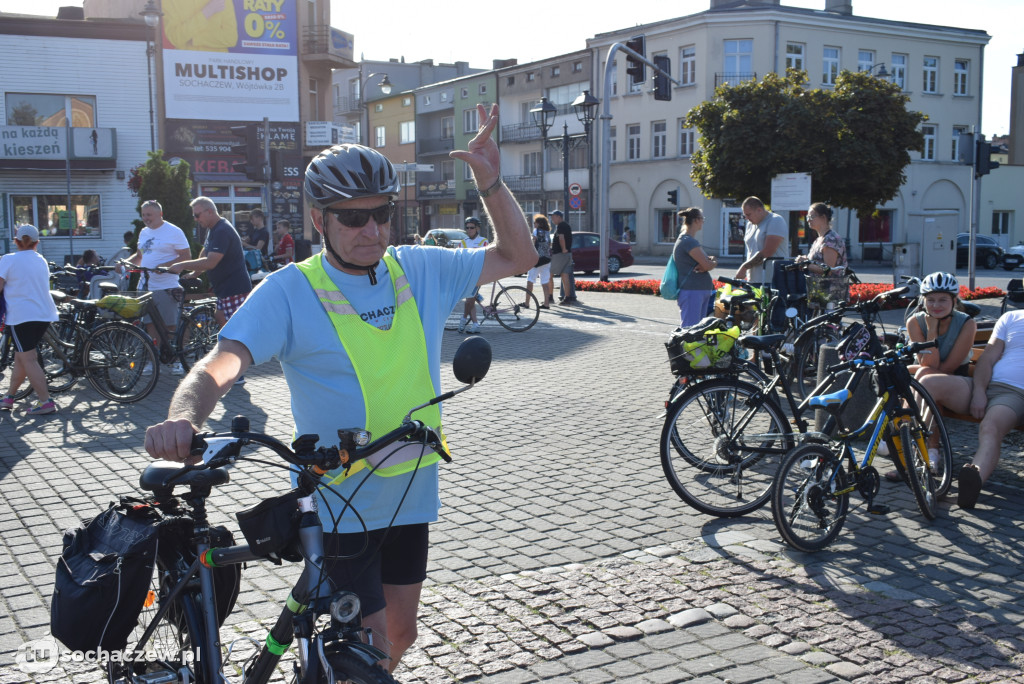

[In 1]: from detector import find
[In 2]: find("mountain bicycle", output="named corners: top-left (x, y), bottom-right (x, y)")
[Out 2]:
top-left (101, 337), bottom-right (492, 684)
top-left (771, 340), bottom-right (944, 553)
top-left (445, 278), bottom-right (539, 332)
top-left (659, 285), bottom-right (954, 517)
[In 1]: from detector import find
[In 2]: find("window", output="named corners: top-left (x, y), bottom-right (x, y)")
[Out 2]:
top-left (858, 50), bottom-right (874, 73)
top-left (440, 160), bottom-right (454, 182)
top-left (507, 76), bottom-right (515, 87)
top-left (823, 47), bottom-right (840, 86)
top-left (422, 94), bottom-right (431, 105)
top-left (680, 46), bottom-right (696, 85)
top-left (628, 65), bottom-right (643, 94)
top-left (723, 39), bottom-right (753, 81)
top-left (785, 43), bottom-right (804, 72)
top-left (652, 121), bottom-right (667, 159)
top-left (461, 87), bottom-right (468, 99)
top-left (859, 209), bottom-right (893, 243)
top-left (609, 126), bottom-right (617, 161)
top-left (308, 78), bottom-right (319, 117)
top-left (374, 103), bottom-right (383, 113)
top-left (12, 194), bottom-right (101, 238)
top-left (678, 122), bottom-right (695, 157)
top-left (398, 170), bottom-right (415, 187)
top-left (526, 72), bottom-right (535, 82)
top-left (374, 125), bottom-right (385, 148)
top-left (573, 61), bottom-right (582, 73)
top-left (548, 144), bottom-right (587, 171)
top-left (522, 200), bottom-right (542, 215)
top-left (952, 125), bottom-right (968, 162)
top-left (463, 161), bottom-right (473, 180)
top-left (658, 210), bottom-right (678, 243)
top-left (523, 151), bottom-right (541, 176)
top-left (441, 116), bottom-right (454, 139)
top-left (923, 57), bottom-right (939, 93)
top-left (479, 84), bottom-right (487, 95)
top-left (993, 211), bottom-right (1012, 235)
top-left (399, 121), bottom-right (415, 144)
top-left (402, 96), bottom-right (411, 107)
top-left (891, 53), bottom-right (907, 90)
top-left (5, 93), bottom-right (96, 126)
top-left (921, 124), bottom-right (936, 160)
top-left (627, 124), bottom-right (641, 160)
top-left (954, 59), bottom-right (969, 96)
top-left (463, 108), bottom-right (478, 133)
top-left (612, 211), bottom-right (636, 243)
top-left (440, 91), bottom-right (449, 102)
top-left (551, 66), bottom-right (560, 77)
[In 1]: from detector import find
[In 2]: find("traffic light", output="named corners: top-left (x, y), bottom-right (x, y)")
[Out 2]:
top-left (653, 55), bottom-right (672, 101)
top-left (626, 35), bottom-right (646, 86)
top-left (667, 189), bottom-right (678, 206)
top-left (975, 139), bottom-right (1001, 177)
top-left (230, 124), bottom-right (266, 181)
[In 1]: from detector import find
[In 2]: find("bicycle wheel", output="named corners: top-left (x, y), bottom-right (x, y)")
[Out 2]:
top-left (792, 323), bottom-right (842, 400)
top-left (176, 304), bottom-right (221, 372)
top-left (83, 322), bottom-right (158, 402)
top-left (772, 443), bottom-right (850, 553)
top-left (899, 422), bottom-right (938, 521)
top-left (660, 378), bottom-right (791, 517)
top-left (38, 331), bottom-right (77, 394)
top-left (491, 285), bottom-right (539, 332)
top-left (322, 650), bottom-right (400, 684)
top-left (905, 378), bottom-right (954, 498)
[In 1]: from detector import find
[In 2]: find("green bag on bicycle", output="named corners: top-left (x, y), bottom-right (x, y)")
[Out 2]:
top-left (96, 294), bottom-right (145, 320)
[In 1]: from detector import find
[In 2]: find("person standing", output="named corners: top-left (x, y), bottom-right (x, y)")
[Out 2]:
top-left (272, 219), bottom-right (295, 268)
top-left (525, 214), bottom-right (554, 309)
top-left (243, 208), bottom-right (270, 258)
top-left (108, 230), bottom-right (136, 290)
top-left (458, 216), bottom-right (489, 334)
top-left (170, 197), bottom-right (252, 383)
top-left (0, 225), bottom-right (60, 415)
top-left (735, 196), bottom-right (789, 284)
top-left (145, 104), bottom-right (537, 671)
top-left (549, 210), bottom-right (578, 305)
top-left (795, 202), bottom-right (848, 309)
top-left (673, 207), bottom-right (717, 326)
top-left (131, 200), bottom-right (192, 376)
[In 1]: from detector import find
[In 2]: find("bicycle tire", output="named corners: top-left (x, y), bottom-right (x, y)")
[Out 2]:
top-left (39, 331), bottom-right (77, 394)
top-left (660, 377), bottom-right (791, 517)
top-left (322, 650), bottom-right (400, 684)
top-left (83, 322), bottom-right (159, 403)
top-left (176, 304), bottom-right (221, 372)
top-left (906, 378), bottom-right (954, 498)
top-left (899, 422), bottom-right (938, 521)
top-left (491, 285), bottom-right (539, 332)
top-left (792, 324), bottom-right (843, 401)
top-left (771, 443), bottom-right (850, 553)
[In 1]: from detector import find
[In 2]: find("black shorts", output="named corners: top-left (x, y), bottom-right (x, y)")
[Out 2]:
top-left (10, 322), bottom-right (51, 352)
top-left (321, 523), bottom-right (429, 616)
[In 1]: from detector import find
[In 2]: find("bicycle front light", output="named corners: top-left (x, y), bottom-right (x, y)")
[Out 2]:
top-left (330, 591), bottom-right (361, 623)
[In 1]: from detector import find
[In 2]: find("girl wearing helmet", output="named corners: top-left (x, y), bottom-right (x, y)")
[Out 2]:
top-left (906, 271), bottom-right (977, 379)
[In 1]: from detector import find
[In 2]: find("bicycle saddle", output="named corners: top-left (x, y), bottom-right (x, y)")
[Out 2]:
top-left (739, 334), bottom-right (786, 352)
top-left (808, 389), bottom-right (852, 409)
top-left (140, 461), bottom-right (230, 493)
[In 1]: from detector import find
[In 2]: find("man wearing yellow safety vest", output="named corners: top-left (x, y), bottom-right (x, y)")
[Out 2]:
top-left (144, 104), bottom-right (536, 672)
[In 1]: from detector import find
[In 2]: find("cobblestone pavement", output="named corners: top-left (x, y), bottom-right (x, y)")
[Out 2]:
top-left (1, 285), bottom-right (1023, 683)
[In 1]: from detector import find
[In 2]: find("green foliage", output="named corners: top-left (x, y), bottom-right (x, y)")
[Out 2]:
top-left (685, 70), bottom-right (925, 215)
top-left (131, 150), bottom-right (199, 256)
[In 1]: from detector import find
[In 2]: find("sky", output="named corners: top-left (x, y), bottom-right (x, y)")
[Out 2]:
top-left (3, 0), bottom-right (1019, 135)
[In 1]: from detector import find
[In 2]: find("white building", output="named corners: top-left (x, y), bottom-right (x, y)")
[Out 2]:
top-left (586, 0), bottom-right (990, 269)
top-left (0, 11), bottom-right (151, 264)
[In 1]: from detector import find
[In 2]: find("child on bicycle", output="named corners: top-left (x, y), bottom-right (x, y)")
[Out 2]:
top-left (0, 225), bottom-right (60, 415)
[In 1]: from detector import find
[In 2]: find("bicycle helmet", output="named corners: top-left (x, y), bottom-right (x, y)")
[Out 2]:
top-left (304, 144), bottom-right (400, 209)
top-left (465, 217), bottom-right (481, 228)
top-left (920, 272), bottom-right (959, 296)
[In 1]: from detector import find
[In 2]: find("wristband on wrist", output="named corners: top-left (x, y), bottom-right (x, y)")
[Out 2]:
top-left (478, 176), bottom-right (504, 198)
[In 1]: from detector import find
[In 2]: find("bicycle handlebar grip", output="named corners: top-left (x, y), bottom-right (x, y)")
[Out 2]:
top-left (189, 433), bottom-right (208, 459)
top-left (231, 415), bottom-right (250, 433)
top-left (716, 275), bottom-right (749, 288)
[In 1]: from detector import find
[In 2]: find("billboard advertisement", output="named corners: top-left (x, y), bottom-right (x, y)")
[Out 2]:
top-left (162, 0), bottom-right (299, 122)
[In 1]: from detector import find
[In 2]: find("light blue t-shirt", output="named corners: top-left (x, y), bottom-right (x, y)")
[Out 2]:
top-left (220, 245), bottom-right (485, 532)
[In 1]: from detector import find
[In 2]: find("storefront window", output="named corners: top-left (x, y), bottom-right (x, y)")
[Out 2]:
top-left (611, 211), bottom-right (635, 244)
top-left (723, 209), bottom-right (745, 257)
top-left (5, 93), bottom-right (96, 127)
top-left (859, 210), bottom-right (893, 243)
top-left (657, 210), bottom-right (677, 243)
top-left (11, 194), bottom-right (100, 238)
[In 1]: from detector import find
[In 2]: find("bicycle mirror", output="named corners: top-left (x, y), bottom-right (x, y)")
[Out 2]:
top-left (453, 336), bottom-right (492, 384)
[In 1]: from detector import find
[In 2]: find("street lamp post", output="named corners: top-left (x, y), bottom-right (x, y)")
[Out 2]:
top-left (359, 69), bottom-right (392, 146)
top-left (140, 0), bottom-right (162, 151)
top-left (572, 90), bottom-right (599, 233)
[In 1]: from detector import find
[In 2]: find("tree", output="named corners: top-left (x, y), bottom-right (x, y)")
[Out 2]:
top-left (129, 150), bottom-right (198, 254)
top-left (685, 70), bottom-right (925, 215)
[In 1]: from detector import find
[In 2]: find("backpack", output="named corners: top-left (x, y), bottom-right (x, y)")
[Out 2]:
top-left (51, 500), bottom-right (160, 653)
top-left (243, 249), bottom-right (264, 275)
top-left (666, 317), bottom-right (741, 375)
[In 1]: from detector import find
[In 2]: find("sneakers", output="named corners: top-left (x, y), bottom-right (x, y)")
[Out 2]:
top-left (142, 362), bottom-right (154, 376)
top-left (234, 375), bottom-right (247, 386)
top-left (957, 464), bottom-right (983, 509)
top-left (27, 400), bottom-right (57, 416)
top-left (457, 318), bottom-right (469, 333)
top-left (0, 395), bottom-right (14, 411)
top-left (467, 321), bottom-right (481, 334)
top-left (171, 362), bottom-right (184, 376)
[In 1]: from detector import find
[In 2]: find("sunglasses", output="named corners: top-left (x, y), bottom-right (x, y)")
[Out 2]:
top-left (193, 212), bottom-right (203, 219)
top-left (325, 202), bottom-right (394, 228)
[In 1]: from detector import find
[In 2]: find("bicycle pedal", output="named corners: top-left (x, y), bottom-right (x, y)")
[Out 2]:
top-left (867, 503), bottom-right (891, 515)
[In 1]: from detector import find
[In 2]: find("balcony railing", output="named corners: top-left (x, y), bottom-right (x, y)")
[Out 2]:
top-left (302, 26), bottom-right (351, 64)
top-left (418, 137), bottom-right (455, 155)
top-left (333, 97), bottom-right (360, 117)
top-left (501, 122), bottom-right (543, 144)
top-left (714, 72), bottom-right (757, 87)
top-left (503, 175), bottom-right (543, 193)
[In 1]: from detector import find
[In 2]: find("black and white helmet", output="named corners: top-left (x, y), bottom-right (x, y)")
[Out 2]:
top-left (920, 271), bottom-right (959, 295)
top-left (304, 144), bottom-right (400, 209)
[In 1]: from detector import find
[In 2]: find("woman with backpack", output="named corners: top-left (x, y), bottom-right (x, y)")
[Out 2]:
top-left (525, 214), bottom-right (554, 309)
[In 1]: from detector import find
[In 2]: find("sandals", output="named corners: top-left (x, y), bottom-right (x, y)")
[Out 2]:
top-left (957, 464), bottom-right (983, 510)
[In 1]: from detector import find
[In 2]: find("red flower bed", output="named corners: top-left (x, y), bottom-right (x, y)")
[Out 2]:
top-left (575, 278), bottom-right (1005, 305)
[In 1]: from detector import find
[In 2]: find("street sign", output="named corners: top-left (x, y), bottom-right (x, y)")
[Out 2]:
top-left (396, 163), bottom-right (435, 172)
top-left (568, 182), bottom-right (582, 196)
top-left (569, 195), bottom-right (582, 209)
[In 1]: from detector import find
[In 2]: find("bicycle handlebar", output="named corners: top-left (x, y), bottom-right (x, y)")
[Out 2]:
top-left (825, 340), bottom-right (936, 375)
top-left (116, 258), bottom-right (171, 274)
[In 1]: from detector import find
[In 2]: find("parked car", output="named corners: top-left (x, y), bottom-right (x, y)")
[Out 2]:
top-left (1002, 242), bottom-right (1024, 270)
top-left (955, 233), bottom-right (1003, 270)
top-left (424, 228), bottom-right (470, 248)
top-left (570, 232), bottom-right (634, 274)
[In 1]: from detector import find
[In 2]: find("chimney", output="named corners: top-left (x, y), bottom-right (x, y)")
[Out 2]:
top-left (56, 6), bottom-right (85, 19)
top-left (825, 0), bottom-right (853, 15)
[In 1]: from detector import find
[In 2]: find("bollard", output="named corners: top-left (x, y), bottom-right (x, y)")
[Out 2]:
top-left (814, 344), bottom-right (876, 433)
